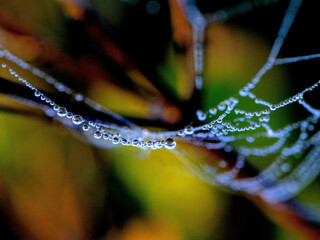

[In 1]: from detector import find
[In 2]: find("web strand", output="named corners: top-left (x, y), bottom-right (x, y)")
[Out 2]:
top-left (1, 0), bottom-right (320, 203)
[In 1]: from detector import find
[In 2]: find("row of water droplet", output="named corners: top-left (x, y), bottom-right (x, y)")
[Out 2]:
top-left (0, 50), bottom-right (177, 150)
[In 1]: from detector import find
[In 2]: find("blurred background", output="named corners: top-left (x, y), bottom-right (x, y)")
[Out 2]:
top-left (0, 0), bottom-right (320, 239)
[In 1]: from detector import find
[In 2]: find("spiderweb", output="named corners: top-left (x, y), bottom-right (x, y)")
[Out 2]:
top-left (1, 0), bottom-right (320, 204)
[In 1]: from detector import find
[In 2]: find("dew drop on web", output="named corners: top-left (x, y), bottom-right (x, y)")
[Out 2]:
top-left (94, 131), bottom-right (102, 139)
top-left (82, 124), bottom-right (90, 131)
top-left (72, 114), bottom-right (84, 125)
top-left (164, 137), bottom-right (176, 150)
top-left (34, 90), bottom-right (41, 97)
top-left (57, 107), bottom-right (67, 117)
top-left (184, 125), bottom-right (194, 135)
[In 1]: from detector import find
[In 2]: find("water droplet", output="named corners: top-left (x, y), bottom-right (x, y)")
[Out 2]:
top-left (82, 124), bottom-right (90, 131)
top-left (184, 125), bottom-right (194, 135)
top-left (301, 133), bottom-right (308, 140)
top-left (239, 89), bottom-right (247, 97)
top-left (40, 95), bottom-right (46, 101)
top-left (72, 115), bottom-right (84, 125)
top-left (177, 129), bottom-right (184, 136)
top-left (132, 139), bottom-right (139, 146)
top-left (196, 110), bottom-right (207, 121)
top-left (209, 108), bottom-right (217, 115)
top-left (66, 112), bottom-right (73, 118)
top-left (34, 90), bottom-right (41, 97)
top-left (89, 121), bottom-right (96, 127)
top-left (112, 137), bottom-right (119, 144)
top-left (94, 131), bottom-right (102, 139)
top-left (218, 103), bottom-right (226, 111)
top-left (57, 107), bottom-right (67, 117)
top-left (154, 140), bottom-right (163, 149)
top-left (1, 63), bottom-right (6, 68)
top-left (259, 115), bottom-right (270, 122)
top-left (103, 133), bottom-right (109, 140)
top-left (147, 140), bottom-right (153, 147)
top-left (121, 138), bottom-right (128, 145)
top-left (255, 111), bottom-right (261, 117)
top-left (74, 93), bottom-right (83, 102)
top-left (164, 137), bottom-right (176, 150)
top-left (53, 104), bottom-right (60, 111)
top-left (308, 125), bottom-right (315, 131)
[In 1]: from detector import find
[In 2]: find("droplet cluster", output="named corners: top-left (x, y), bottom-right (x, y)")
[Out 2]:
top-left (1, 0), bottom-right (320, 205)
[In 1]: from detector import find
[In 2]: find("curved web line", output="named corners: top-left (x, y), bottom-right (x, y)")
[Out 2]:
top-left (1, 0), bottom-right (320, 203)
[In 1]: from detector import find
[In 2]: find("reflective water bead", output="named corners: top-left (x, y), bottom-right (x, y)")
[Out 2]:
top-left (184, 125), bottom-right (194, 135)
top-left (139, 141), bottom-right (146, 148)
top-left (121, 138), bottom-right (128, 145)
top-left (164, 137), bottom-right (176, 150)
top-left (57, 107), bottom-right (67, 117)
top-left (177, 129), bottom-right (184, 136)
top-left (270, 105), bottom-right (276, 111)
top-left (301, 121), bottom-right (308, 128)
top-left (103, 133), bottom-right (109, 140)
top-left (34, 90), bottom-right (41, 97)
top-left (82, 124), bottom-right (90, 131)
top-left (66, 112), bottom-right (73, 118)
top-left (248, 92), bottom-right (256, 99)
top-left (259, 115), bottom-right (270, 122)
top-left (308, 125), bottom-right (315, 131)
top-left (40, 95), bottom-right (46, 101)
top-left (218, 103), bottom-right (226, 111)
top-left (132, 139), bottom-right (139, 146)
top-left (196, 110), bottom-right (207, 121)
top-left (88, 121), bottom-right (96, 127)
top-left (247, 83), bottom-right (254, 89)
top-left (53, 104), bottom-right (60, 111)
top-left (74, 93), bottom-right (83, 102)
top-left (112, 137), bottom-right (119, 144)
top-left (94, 131), bottom-right (102, 139)
top-left (239, 88), bottom-right (247, 97)
top-left (72, 114), bottom-right (84, 125)
top-left (1, 63), bottom-right (6, 68)
top-left (154, 141), bottom-right (163, 148)
top-left (147, 140), bottom-right (153, 147)
top-left (209, 108), bottom-right (217, 115)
